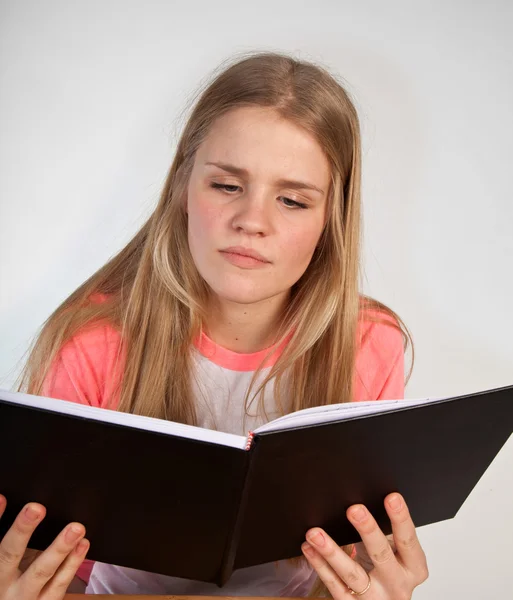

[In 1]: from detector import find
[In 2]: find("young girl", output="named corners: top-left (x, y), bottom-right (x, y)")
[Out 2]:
top-left (0, 51), bottom-right (428, 598)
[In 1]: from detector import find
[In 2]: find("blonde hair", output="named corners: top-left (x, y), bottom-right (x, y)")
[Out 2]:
top-left (17, 50), bottom-right (413, 595)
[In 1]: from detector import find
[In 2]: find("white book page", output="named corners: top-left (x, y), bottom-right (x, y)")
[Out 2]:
top-left (254, 396), bottom-right (448, 434)
top-left (0, 389), bottom-right (247, 450)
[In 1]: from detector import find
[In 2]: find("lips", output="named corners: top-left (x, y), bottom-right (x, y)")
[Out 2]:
top-left (219, 246), bottom-right (270, 263)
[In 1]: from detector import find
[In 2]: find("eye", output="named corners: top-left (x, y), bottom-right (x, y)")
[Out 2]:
top-left (210, 183), bottom-right (308, 209)
top-left (280, 197), bottom-right (308, 210)
top-left (210, 183), bottom-right (241, 193)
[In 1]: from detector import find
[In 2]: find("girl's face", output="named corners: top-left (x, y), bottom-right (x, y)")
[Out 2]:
top-left (186, 106), bottom-right (331, 307)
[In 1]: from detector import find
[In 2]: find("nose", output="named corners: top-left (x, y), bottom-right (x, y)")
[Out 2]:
top-left (230, 187), bottom-right (273, 236)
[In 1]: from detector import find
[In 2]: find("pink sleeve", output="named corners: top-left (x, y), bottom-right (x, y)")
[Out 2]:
top-left (375, 329), bottom-right (404, 401)
top-left (41, 322), bottom-right (124, 584)
top-left (42, 323), bottom-right (124, 409)
top-left (354, 313), bottom-right (405, 402)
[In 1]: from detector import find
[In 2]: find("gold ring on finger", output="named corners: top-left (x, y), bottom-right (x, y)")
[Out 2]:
top-left (347, 572), bottom-right (371, 596)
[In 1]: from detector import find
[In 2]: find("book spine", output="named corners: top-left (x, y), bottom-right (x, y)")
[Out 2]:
top-left (215, 436), bottom-right (260, 586)
top-left (244, 431), bottom-right (255, 451)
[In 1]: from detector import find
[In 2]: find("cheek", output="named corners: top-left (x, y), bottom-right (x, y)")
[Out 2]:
top-left (188, 193), bottom-right (221, 244)
top-left (279, 225), bottom-right (322, 270)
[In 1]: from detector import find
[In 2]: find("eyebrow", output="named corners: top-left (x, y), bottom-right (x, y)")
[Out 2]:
top-left (205, 161), bottom-right (326, 195)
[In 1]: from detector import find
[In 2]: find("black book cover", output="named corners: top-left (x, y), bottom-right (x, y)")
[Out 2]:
top-left (235, 386), bottom-right (513, 569)
top-left (0, 399), bottom-right (250, 585)
top-left (0, 385), bottom-right (512, 586)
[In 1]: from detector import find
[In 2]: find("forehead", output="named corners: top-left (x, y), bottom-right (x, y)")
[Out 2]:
top-left (195, 106), bottom-right (331, 186)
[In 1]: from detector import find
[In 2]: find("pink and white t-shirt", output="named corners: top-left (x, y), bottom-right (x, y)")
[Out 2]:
top-left (42, 310), bottom-right (404, 595)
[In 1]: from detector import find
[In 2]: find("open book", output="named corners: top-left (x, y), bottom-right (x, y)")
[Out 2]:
top-left (0, 385), bottom-right (512, 585)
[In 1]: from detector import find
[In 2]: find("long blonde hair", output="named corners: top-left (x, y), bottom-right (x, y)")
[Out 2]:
top-left (17, 51), bottom-right (412, 594)
top-left (18, 50), bottom-right (412, 412)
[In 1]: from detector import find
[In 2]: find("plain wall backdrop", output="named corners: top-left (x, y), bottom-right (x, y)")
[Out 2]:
top-left (0, 1), bottom-right (511, 597)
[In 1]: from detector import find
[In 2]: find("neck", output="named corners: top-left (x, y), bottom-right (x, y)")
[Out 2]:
top-left (204, 293), bottom-right (289, 353)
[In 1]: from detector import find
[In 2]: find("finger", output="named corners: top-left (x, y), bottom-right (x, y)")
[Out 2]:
top-left (385, 493), bottom-right (428, 581)
top-left (301, 540), bottom-right (352, 598)
top-left (305, 528), bottom-right (369, 596)
top-left (346, 503), bottom-right (400, 574)
top-left (0, 501), bottom-right (46, 581)
top-left (353, 533), bottom-right (398, 571)
top-left (20, 522), bottom-right (85, 596)
top-left (40, 538), bottom-right (89, 600)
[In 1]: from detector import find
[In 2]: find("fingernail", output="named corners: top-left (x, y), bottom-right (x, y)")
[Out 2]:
top-left (388, 495), bottom-right (403, 512)
top-left (25, 506), bottom-right (41, 521)
top-left (74, 539), bottom-right (89, 554)
top-left (307, 530), bottom-right (325, 547)
top-left (349, 505), bottom-right (367, 522)
top-left (65, 524), bottom-right (83, 543)
top-left (302, 542), bottom-right (315, 558)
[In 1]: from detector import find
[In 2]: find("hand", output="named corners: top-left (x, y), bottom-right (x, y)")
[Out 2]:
top-left (0, 494), bottom-right (89, 600)
top-left (302, 493), bottom-right (428, 599)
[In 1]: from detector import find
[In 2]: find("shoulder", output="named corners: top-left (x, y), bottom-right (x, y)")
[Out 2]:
top-left (57, 321), bottom-right (123, 369)
top-left (357, 308), bottom-right (404, 358)
top-left (60, 293), bottom-right (124, 370)
top-left (42, 295), bottom-right (125, 408)
top-left (354, 308), bottom-right (405, 402)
